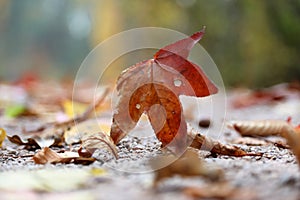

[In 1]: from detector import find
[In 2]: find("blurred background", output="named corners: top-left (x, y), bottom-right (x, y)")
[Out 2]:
top-left (0, 0), bottom-right (299, 88)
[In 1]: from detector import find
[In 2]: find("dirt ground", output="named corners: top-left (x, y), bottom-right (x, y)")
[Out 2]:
top-left (1, 87), bottom-right (300, 200)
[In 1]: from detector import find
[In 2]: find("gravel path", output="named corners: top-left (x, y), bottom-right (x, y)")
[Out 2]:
top-left (1, 90), bottom-right (300, 200)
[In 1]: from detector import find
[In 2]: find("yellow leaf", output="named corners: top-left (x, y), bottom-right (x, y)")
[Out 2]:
top-left (64, 119), bottom-right (111, 145)
top-left (0, 128), bottom-right (6, 147)
top-left (62, 100), bottom-right (88, 118)
top-left (89, 168), bottom-right (107, 176)
top-left (62, 99), bottom-right (110, 118)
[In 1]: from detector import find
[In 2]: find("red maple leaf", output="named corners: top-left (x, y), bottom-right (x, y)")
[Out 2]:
top-left (110, 27), bottom-right (218, 152)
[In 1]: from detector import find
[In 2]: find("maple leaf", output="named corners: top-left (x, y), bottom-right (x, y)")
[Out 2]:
top-left (110, 27), bottom-right (218, 152)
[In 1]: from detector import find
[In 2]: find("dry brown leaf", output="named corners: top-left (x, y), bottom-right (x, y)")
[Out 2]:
top-left (230, 89), bottom-right (286, 108)
top-left (230, 119), bottom-right (300, 166)
top-left (79, 132), bottom-right (118, 159)
top-left (183, 183), bottom-right (235, 199)
top-left (281, 125), bottom-right (300, 167)
top-left (232, 137), bottom-right (269, 146)
top-left (230, 120), bottom-right (290, 137)
top-left (188, 129), bottom-right (262, 157)
top-left (33, 147), bottom-right (63, 164)
top-left (229, 83), bottom-right (300, 109)
top-left (151, 150), bottom-right (224, 186)
top-left (184, 183), bottom-right (257, 200)
top-left (232, 137), bottom-right (289, 149)
top-left (33, 147), bottom-right (95, 165)
top-left (7, 135), bottom-right (55, 150)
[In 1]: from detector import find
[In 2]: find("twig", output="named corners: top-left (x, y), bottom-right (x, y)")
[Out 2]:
top-left (188, 129), bottom-right (263, 157)
top-left (23, 88), bottom-right (110, 135)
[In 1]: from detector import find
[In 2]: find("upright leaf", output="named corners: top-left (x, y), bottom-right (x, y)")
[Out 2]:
top-left (110, 28), bottom-right (218, 152)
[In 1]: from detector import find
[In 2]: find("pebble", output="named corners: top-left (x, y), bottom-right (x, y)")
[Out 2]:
top-left (198, 119), bottom-right (211, 128)
top-left (279, 174), bottom-right (297, 186)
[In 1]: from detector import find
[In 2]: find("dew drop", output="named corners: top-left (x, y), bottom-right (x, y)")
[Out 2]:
top-left (136, 104), bottom-right (141, 109)
top-left (174, 79), bottom-right (182, 87)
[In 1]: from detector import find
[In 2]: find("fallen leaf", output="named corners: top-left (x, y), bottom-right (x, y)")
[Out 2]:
top-left (79, 132), bottom-right (118, 159)
top-left (230, 90), bottom-right (286, 108)
top-left (232, 137), bottom-right (289, 148)
top-left (7, 135), bottom-right (54, 150)
top-left (188, 129), bottom-right (262, 157)
top-left (33, 147), bottom-right (63, 164)
top-left (183, 183), bottom-right (235, 199)
top-left (0, 128), bottom-right (6, 147)
top-left (33, 147), bottom-right (95, 165)
top-left (89, 168), bottom-right (107, 176)
top-left (230, 119), bottom-right (300, 167)
top-left (184, 183), bottom-right (257, 200)
top-left (110, 27), bottom-right (218, 153)
top-left (4, 103), bottom-right (38, 118)
top-left (64, 118), bottom-right (111, 145)
top-left (151, 150), bottom-right (224, 186)
top-left (62, 99), bottom-right (88, 118)
top-left (231, 137), bottom-right (268, 146)
top-left (229, 83), bottom-right (299, 109)
top-left (5, 104), bottom-right (26, 117)
top-left (277, 124), bottom-right (300, 167)
top-left (230, 120), bottom-right (290, 137)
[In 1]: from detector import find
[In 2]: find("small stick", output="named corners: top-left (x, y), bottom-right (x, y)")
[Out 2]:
top-left (23, 88), bottom-right (110, 135)
top-left (188, 129), bottom-right (263, 157)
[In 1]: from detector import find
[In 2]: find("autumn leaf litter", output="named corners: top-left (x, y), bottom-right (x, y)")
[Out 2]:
top-left (0, 30), bottom-right (300, 199)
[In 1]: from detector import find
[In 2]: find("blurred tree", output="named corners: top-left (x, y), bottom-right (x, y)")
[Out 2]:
top-left (0, 0), bottom-right (299, 88)
top-left (186, 0), bottom-right (300, 87)
top-left (0, 0), bottom-right (90, 80)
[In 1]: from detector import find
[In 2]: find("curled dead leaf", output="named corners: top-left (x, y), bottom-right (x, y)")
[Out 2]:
top-left (230, 120), bottom-right (290, 137)
top-left (33, 147), bottom-right (63, 164)
top-left (7, 135), bottom-right (55, 150)
top-left (232, 137), bottom-right (268, 146)
top-left (79, 132), bottom-right (118, 159)
top-left (280, 125), bottom-right (300, 167)
top-left (33, 147), bottom-right (95, 165)
top-left (230, 119), bottom-right (300, 167)
top-left (232, 137), bottom-right (289, 149)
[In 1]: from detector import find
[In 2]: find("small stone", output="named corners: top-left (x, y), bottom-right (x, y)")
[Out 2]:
top-left (280, 174), bottom-right (297, 186)
top-left (198, 119), bottom-right (211, 128)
